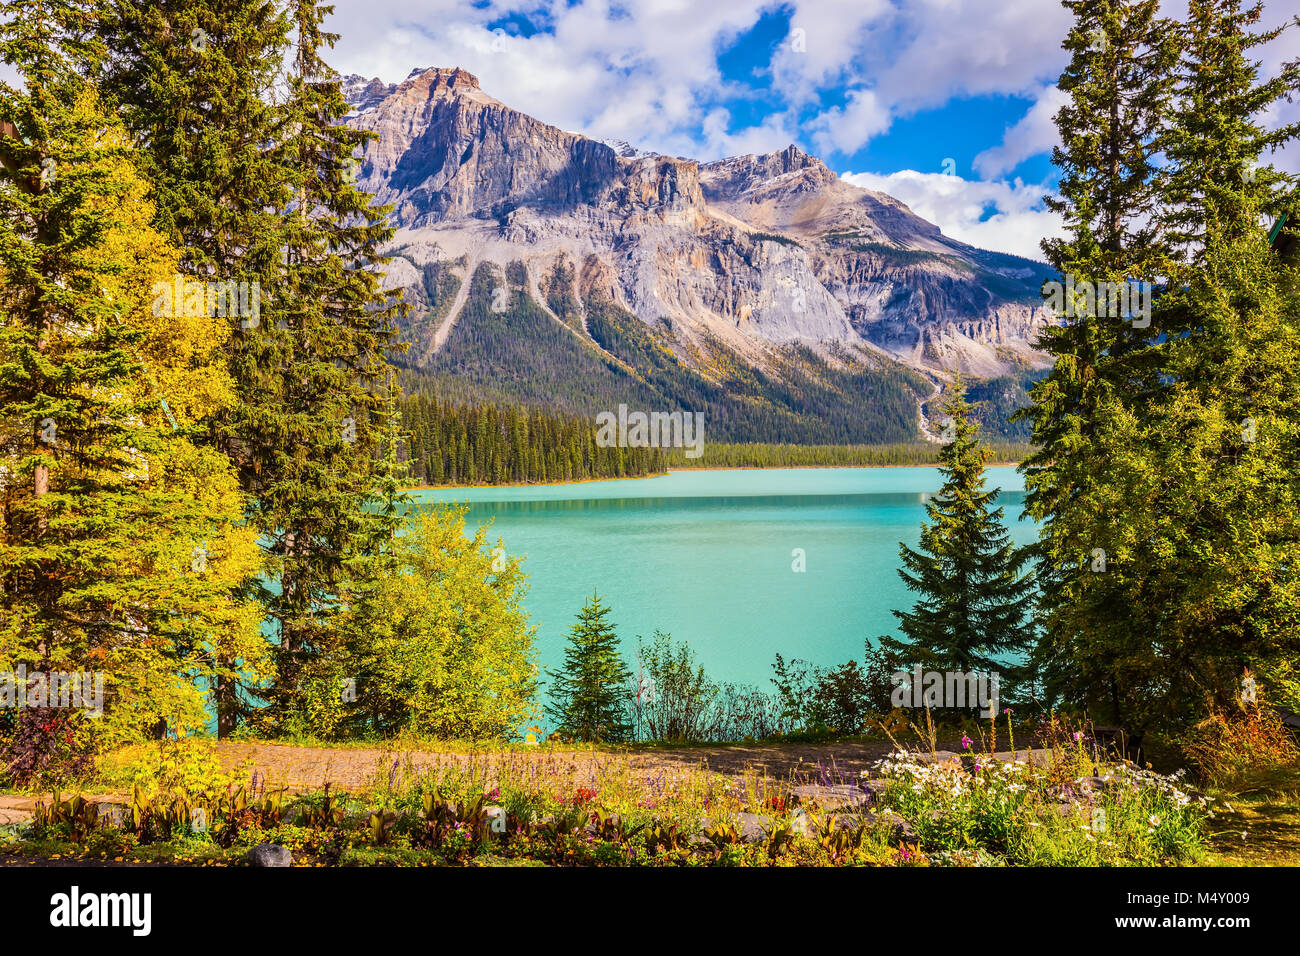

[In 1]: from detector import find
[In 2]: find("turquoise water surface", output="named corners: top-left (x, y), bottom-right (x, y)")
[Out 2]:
top-left (412, 467), bottom-right (1034, 690)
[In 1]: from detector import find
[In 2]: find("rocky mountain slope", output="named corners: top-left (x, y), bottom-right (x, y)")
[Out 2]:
top-left (342, 67), bottom-right (1055, 441)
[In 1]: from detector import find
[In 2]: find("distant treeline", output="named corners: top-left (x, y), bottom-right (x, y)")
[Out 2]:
top-left (662, 442), bottom-right (1033, 469)
top-left (399, 395), bottom-right (663, 486)
top-left (397, 394), bottom-right (1032, 485)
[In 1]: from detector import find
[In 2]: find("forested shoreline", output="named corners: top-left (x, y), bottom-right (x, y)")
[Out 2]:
top-left (661, 441), bottom-right (1033, 470)
top-left (397, 394), bottom-right (662, 486)
top-left (395, 393), bottom-right (1034, 488)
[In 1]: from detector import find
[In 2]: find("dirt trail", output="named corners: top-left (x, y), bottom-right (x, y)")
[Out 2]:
top-left (0, 735), bottom-right (1030, 815)
top-left (1, 740), bottom-right (905, 814)
top-left (210, 739), bottom-right (917, 791)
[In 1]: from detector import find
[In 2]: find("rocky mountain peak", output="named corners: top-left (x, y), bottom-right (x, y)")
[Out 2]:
top-left (698, 144), bottom-right (839, 206)
top-left (342, 67), bottom-right (494, 118)
top-left (767, 143), bottom-right (829, 176)
top-left (344, 67), bottom-right (1055, 384)
top-left (601, 138), bottom-right (650, 159)
top-left (346, 66), bottom-right (620, 227)
top-left (406, 66), bottom-right (482, 95)
top-left (340, 74), bottom-right (393, 114)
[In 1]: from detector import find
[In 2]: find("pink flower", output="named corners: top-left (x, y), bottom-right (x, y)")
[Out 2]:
top-left (961, 735), bottom-right (973, 750)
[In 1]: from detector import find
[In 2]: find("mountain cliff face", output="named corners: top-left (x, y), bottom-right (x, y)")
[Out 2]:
top-left (343, 67), bottom-right (1054, 441)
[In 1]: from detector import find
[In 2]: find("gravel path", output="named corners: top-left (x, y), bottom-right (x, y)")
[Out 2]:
top-left (211, 738), bottom-right (922, 791)
top-left (0, 734), bottom-right (1031, 812)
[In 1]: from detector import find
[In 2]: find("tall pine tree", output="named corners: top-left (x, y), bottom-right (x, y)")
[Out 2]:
top-left (0, 0), bottom-right (265, 741)
top-left (94, 0), bottom-right (403, 733)
top-left (1023, 0), bottom-right (1300, 732)
top-left (1018, 0), bottom-right (1178, 727)
top-left (251, 0), bottom-right (403, 732)
top-left (1083, 0), bottom-right (1300, 727)
top-left (882, 382), bottom-right (1034, 687)
top-left (1160, 0), bottom-right (1299, 268)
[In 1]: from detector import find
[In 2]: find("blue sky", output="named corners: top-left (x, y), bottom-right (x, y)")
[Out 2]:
top-left (328, 0), bottom-right (1300, 260)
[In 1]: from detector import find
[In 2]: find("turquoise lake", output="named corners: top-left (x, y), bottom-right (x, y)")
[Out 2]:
top-left (412, 467), bottom-right (1034, 690)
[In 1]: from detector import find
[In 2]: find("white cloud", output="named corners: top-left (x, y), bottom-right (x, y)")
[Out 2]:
top-left (324, 0), bottom-right (1076, 160)
top-left (867, 0), bottom-right (1074, 113)
top-left (842, 169), bottom-right (1065, 261)
top-left (808, 89), bottom-right (892, 156)
top-left (974, 85), bottom-right (1069, 178)
top-left (692, 108), bottom-right (803, 160)
top-left (767, 0), bottom-right (893, 106)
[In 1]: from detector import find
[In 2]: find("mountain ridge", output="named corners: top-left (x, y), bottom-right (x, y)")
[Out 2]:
top-left (342, 66), bottom-right (1055, 441)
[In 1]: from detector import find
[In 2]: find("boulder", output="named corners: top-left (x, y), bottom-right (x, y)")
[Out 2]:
top-left (736, 812), bottom-right (771, 842)
top-left (863, 810), bottom-right (915, 843)
top-left (792, 783), bottom-right (874, 809)
top-left (248, 843), bottom-right (292, 867)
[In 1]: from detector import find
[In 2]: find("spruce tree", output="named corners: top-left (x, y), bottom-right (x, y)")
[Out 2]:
top-left (305, 373), bottom-right (411, 737)
top-left (92, 0), bottom-right (291, 280)
top-left (1160, 0), bottom-right (1299, 268)
top-left (94, 0), bottom-right (403, 733)
top-left (249, 0), bottom-right (403, 731)
top-left (1083, 1), bottom-right (1300, 727)
top-left (1018, 0), bottom-right (1178, 726)
top-left (0, 0), bottom-right (265, 739)
top-left (546, 591), bottom-right (633, 742)
top-left (1068, 233), bottom-right (1300, 729)
top-left (882, 383), bottom-right (1034, 686)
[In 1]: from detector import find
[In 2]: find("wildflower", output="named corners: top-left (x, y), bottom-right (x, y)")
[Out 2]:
top-left (1072, 732), bottom-right (1082, 743)
top-left (1147, 814), bottom-right (1160, 827)
top-left (961, 735), bottom-right (973, 750)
